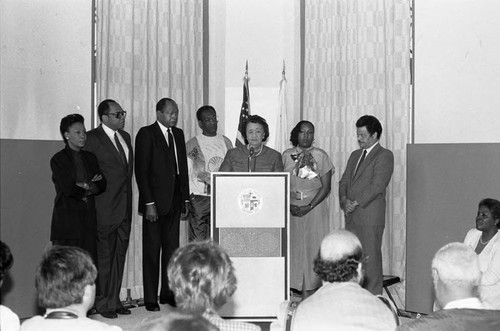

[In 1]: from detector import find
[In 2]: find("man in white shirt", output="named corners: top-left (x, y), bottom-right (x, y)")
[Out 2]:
top-left (185, 106), bottom-right (232, 241)
top-left (397, 243), bottom-right (500, 331)
top-left (85, 99), bottom-right (133, 318)
top-left (21, 246), bottom-right (122, 331)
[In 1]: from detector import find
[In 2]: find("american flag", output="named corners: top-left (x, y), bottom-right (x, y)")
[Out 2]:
top-left (236, 73), bottom-right (250, 147)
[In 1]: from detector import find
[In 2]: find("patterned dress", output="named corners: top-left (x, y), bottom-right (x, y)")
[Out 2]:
top-left (282, 146), bottom-right (334, 291)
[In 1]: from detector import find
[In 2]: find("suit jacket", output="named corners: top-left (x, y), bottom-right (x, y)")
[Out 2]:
top-left (84, 125), bottom-right (133, 225)
top-left (135, 122), bottom-right (189, 215)
top-left (396, 308), bottom-right (500, 331)
top-left (50, 145), bottom-right (106, 240)
top-left (339, 143), bottom-right (394, 226)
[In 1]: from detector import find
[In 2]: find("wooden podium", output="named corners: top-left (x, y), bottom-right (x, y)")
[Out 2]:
top-left (211, 172), bottom-right (290, 321)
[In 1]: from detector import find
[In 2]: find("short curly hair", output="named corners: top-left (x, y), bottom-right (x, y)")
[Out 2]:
top-left (0, 241), bottom-right (13, 282)
top-left (242, 115), bottom-right (269, 144)
top-left (313, 247), bottom-right (363, 283)
top-left (59, 114), bottom-right (84, 144)
top-left (289, 120), bottom-right (315, 147)
top-left (168, 240), bottom-right (237, 314)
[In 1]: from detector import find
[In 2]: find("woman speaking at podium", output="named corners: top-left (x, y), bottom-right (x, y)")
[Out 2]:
top-left (282, 120), bottom-right (334, 297)
top-left (219, 115), bottom-right (283, 172)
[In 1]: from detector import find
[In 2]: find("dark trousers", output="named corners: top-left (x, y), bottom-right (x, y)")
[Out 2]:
top-left (142, 198), bottom-right (181, 304)
top-left (95, 219), bottom-right (131, 312)
top-left (52, 233), bottom-right (97, 265)
top-left (346, 222), bottom-right (384, 295)
top-left (188, 194), bottom-right (210, 241)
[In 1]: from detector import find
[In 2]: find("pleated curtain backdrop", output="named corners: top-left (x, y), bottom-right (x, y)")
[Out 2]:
top-left (303, 0), bottom-right (411, 305)
top-left (95, 0), bottom-right (204, 301)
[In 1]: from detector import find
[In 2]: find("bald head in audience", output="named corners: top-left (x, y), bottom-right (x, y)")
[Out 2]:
top-left (314, 229), bottom-right (364, 285)
top-left (432, 242), bottom-right (481, 309)
top-left (289, 230), bottom-right (398, 331)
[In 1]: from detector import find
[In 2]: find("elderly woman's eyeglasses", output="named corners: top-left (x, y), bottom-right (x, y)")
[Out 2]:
top-left (107, 111), bottom-right (127, 119)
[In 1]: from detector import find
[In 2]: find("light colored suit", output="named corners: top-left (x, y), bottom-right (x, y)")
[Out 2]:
top-left (292, 282), bottom-right (397, 331)
top-left (339, 143), bottom-right (394, 294)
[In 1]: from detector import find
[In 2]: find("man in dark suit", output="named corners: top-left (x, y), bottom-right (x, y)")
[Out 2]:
top-left (339, 115), bottom-right (394, 295)
top-left (135, 98), bottom-right (189, 311)
top-left (84, 99), bottom-right (133, 319)
top-left (397, 243), bottom-right (500, 330)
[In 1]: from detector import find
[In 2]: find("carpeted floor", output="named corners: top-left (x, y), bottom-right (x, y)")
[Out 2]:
top-left (90, 303), bottom-right (271, 331)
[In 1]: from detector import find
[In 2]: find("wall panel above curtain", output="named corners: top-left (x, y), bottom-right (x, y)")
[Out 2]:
top-left (95, 0), bottom-right (204, 301)
top-left (303, 0), bottom-right (411, 305)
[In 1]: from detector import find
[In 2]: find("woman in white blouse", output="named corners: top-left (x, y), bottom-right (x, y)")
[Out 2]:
top-left (464, 198), bottom-right (500, 309)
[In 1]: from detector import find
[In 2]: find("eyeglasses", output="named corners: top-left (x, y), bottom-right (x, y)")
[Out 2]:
top-left (107, 111), bottom-right (127, 119)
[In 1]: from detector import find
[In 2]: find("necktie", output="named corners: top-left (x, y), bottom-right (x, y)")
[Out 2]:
top-left (354, 149), bottom-right (367, 177)
top-left (114, 132), bottom-right (127, 167)
top-left (167, 128), bottom-right (178, 173)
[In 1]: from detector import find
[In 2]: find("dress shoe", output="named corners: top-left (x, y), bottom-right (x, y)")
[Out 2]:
top-left (87, 307), bottom-right (98, 316)
top-left (100, 311), bottom-right (118, 319)
top-left (145, 303), bottom-right (160, 312)
top-left (159, 296), bottom-right (176, 307)
top-left (116, 307), bottom-right (131, 315)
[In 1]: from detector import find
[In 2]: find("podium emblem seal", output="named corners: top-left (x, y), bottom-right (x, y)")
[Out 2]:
top-left (239, 188), bottom-right (263, 214)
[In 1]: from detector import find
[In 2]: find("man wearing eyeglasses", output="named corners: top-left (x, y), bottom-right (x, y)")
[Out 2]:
top-left (185, 106), bottom-right (233, 241)
top-left (84, 99), bottom-right (133, 319)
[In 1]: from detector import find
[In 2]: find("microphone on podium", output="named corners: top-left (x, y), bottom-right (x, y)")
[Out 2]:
top-left (248, 147), bottom-right (255, 172)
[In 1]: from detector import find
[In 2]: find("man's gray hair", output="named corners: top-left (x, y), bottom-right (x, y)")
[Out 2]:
top-left (432, 242), bottom-right (481, 288)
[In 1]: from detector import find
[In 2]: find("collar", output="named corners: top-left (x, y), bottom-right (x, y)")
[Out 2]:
top-left (101, 123), bottom-right (116, 139)
top-left (443, 297), bottom-right (484, 309)
top-left (364, 141), bottom-right (379, 156)
top-left (157, 120), bottom-right (171, 135)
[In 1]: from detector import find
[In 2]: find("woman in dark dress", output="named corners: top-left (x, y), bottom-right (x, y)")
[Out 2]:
top-left (50, 114), bottom-right (105, 263)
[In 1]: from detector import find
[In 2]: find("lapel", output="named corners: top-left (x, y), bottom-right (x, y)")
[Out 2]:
top-left (152, 122), bottom-right (171, 159)
top-left (97, 125), bottom-right (126, 168)
top-left (118, 129), bottom-right (133, 174)
top-left (352, 143), bottom-right (382, 182)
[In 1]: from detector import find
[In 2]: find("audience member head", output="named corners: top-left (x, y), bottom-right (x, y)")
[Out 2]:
top-left (59, 114), bottom-right (86, 150)
top-left (138, 311), bottom-right (219, 331)
top-left (196, 105), bottom-right (218, 137)
top-left (167, 240), bottom-right (236, 314)
top-left (0, 241), bottom-right (14, 287)
top-left (431, 242), bottom-right (481, 309)
top-left (97, 99), bottom-right (126, 130)
top-left (477, 198), bottom-right (500, 232)
top-left (35, 245), bottom-right (97, 312)
top-left (156, 98), bottom-right (179, 128)
top-left (289, 120), bottom-right (315, 148)
top-left (313, 230), bottom-right (364, 284)
top-left (243, 115), bottom-right (269, 147)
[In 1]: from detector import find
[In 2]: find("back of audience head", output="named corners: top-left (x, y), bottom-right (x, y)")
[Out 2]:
top-left (0, 240), bottom-right (14, 287)
top-left (138, 311), bottom-right (219, 331)
top-left (432, 242), bottom-right (481, 308)
top-left (313, 230), bottom-right (364, 284)
top-left (35, 245), bottom-right (97, 309)
top-left (167, 240), bottom-right (236, 314)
